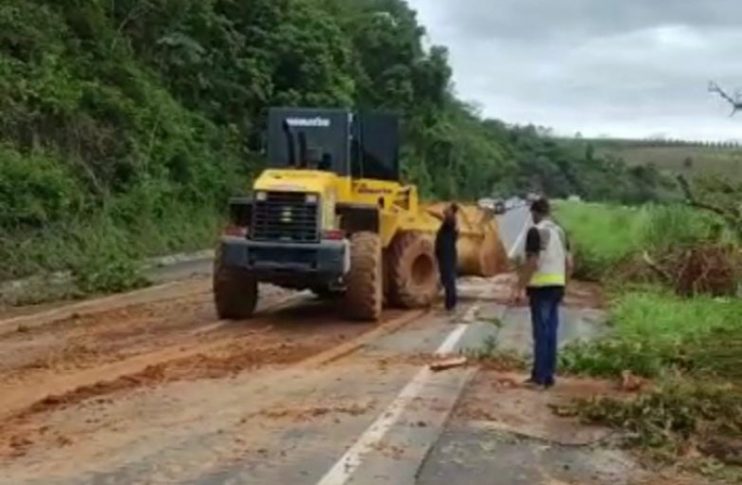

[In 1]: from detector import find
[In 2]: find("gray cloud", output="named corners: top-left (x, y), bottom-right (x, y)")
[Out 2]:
top-left (408, 0), bottom-right (742, 140)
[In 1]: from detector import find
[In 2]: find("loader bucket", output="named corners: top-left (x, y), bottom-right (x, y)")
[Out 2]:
top-left (424, 203), bottom-right (510, 277)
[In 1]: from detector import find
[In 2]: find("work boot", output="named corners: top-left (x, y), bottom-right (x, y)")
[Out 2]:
top-left (521, 380), bottom-right (543, 390)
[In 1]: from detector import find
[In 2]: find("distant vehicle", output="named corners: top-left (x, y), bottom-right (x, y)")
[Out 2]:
top-left (477, 197), bottom-right (506, 214)
top-left (493, 199), bottom-right (506, 215)
top-left (477, 197), bottom-right (495, 210)
top-left (505, 197), bottom-right (521, 210)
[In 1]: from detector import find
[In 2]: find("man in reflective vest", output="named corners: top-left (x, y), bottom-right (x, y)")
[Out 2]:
top-left (511, 197), bottom-right (572, 389)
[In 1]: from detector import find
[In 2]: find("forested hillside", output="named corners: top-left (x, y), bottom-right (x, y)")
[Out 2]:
top-left (0, 0), bottom-right (668, 283)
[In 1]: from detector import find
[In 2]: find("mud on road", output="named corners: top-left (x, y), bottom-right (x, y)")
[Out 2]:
top-left (0, 277), bottom-right (413, 464)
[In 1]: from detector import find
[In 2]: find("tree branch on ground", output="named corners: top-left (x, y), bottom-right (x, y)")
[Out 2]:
top-left (642, 251), bottom-right (673, 283)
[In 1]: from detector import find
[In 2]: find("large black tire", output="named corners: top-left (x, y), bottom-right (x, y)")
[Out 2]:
top-left (213, 246), bottom-right (258, 320)
top-left (344, 232), bottom-right (383, 321)
top-left (387, 232), bottom-right (439, 309)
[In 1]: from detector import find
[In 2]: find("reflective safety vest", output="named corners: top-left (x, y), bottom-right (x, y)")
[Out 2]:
top-left (529, 219), bottom-right (567, 288)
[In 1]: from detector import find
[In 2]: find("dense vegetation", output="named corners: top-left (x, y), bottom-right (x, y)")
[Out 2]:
top-left (555, 202), bottom-right (731, 280)
top-left (555, 201), bottom-right (741, 472)
top-left (1, 0), bottom-right (670, 285)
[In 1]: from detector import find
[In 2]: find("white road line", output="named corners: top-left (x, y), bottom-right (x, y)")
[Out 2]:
top-left (461, 304), bottom-right (480, 325)
top-left (316, 317), bottom-right (473, 485)
top-left (434, 323), bottom-right (469, 356)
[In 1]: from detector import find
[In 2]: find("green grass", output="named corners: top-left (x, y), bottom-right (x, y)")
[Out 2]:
top-left (0, 203), bottom-right (223, 294)
top-left (555, 201), bottom-right (725, 281)
top-left (593, 142), bottom-right (742, 181)
top-left (613, 147), bottom-right (742, 179)
top-left (561, 289), bottom-right (742, 380)
top-left (554, 202), bottom-right (644, 280)
top-left (577, 379), bottom-right (742, 473)
top-left (555, 198), bottom-right (741, 471)
top-left (562, 288), bottom-right (742, 470)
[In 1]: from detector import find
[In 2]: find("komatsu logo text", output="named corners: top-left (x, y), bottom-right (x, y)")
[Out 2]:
top-left (285, 117), bottom-right (331, 128)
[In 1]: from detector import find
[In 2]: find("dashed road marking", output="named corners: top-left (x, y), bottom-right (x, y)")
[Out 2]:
top-left (316, 312), bottom-right (475, 485)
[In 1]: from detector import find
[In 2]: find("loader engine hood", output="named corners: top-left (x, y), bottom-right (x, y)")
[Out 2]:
top-left (253, 169), bottom-right (338, 196)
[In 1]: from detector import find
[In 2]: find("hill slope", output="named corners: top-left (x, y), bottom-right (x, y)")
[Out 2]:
top-left (583, 139), bottom-right (742, 180)
top-left (0, 0), bottom-right (669, 285)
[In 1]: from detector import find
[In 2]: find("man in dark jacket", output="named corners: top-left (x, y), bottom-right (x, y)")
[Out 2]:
top-left (435, 204), bottom-right (459, 312)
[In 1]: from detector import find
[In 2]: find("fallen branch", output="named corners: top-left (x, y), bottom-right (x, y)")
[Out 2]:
top-left (676, 176), bottom-right (729, 219)
top-left (429, 356), bottom-right (468, 372)
top-left (641, 251), bottom-right (672, 283)
top-left (676, 175), bottom-right (742, 242)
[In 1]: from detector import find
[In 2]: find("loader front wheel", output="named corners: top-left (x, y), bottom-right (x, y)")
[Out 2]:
top-left (213, 247), bottom-right (258, 320)
top-left (387, 232), bottom-right (439, 309)
top-left (344, 232), bottom-right (383, 321)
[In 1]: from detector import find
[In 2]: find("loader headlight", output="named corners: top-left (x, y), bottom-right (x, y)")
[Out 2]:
top-left (306, 194), bottom-right (319, 204)
top-left (255, 191), bottom-right (267, 202)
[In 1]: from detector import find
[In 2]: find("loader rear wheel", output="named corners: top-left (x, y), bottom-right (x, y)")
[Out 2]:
top-left (213, 247), bottom-right (258, 320)
top-left (344, 232), bottom-right (383, 321)
top-left (387, 232), bottom-right (439, 309)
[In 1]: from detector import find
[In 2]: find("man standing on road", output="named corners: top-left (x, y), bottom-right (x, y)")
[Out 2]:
top-left (435, 204), bottom-right (459, 312)
top-left (511, 198), bottom-right (572, 389)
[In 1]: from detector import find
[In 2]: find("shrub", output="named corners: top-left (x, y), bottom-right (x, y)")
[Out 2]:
top-left (576, 379), bottom-right (742, 466)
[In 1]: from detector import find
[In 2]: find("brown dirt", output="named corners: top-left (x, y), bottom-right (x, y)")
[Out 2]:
top-left (563, 280), bottom-right (605, 308)
top-left (0, 279), bottom-right (414, 460)
top-left (456, 370), bottom-right (716, 484)
top-left (374, 352), bottom-right (436, 370)
top-left (453, 370), bottom-right (633, 446)
top-left (251, 400), bottom-right (376, 423)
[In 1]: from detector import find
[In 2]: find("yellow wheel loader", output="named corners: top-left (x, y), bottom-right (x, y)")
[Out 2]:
top-left (215, 108), bottom-right (508, 321)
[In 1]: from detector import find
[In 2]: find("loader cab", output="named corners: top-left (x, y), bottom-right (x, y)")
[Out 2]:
top-left (266, 107), bottom-right (400, 182)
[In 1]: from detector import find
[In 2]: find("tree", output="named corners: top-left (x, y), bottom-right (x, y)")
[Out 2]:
top-left (708, 81), bottom-right (742, 117)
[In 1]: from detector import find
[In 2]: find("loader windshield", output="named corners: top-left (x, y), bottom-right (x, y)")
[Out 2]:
top-left (267, 108), bottom-right (351, 175)
top-left (282, 127), bottom-right (333, 171)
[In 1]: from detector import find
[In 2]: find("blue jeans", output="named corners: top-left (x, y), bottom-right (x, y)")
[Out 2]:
top-left (528, 286), bottom-right (564, 386)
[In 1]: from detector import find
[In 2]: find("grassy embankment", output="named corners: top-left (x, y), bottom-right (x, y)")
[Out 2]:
top-left (588, 139), bottom-right (742, 181)
top-left (555, 201), bottom-right (741, 475)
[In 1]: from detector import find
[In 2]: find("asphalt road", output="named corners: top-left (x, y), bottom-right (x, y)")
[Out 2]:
top-left (496, 204), bottom-right (531, 256)
top-left (0, 206), bottom-right (641, 485)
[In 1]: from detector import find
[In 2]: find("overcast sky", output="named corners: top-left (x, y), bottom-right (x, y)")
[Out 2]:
top-left (407, 0), bottom-right (742, 141)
